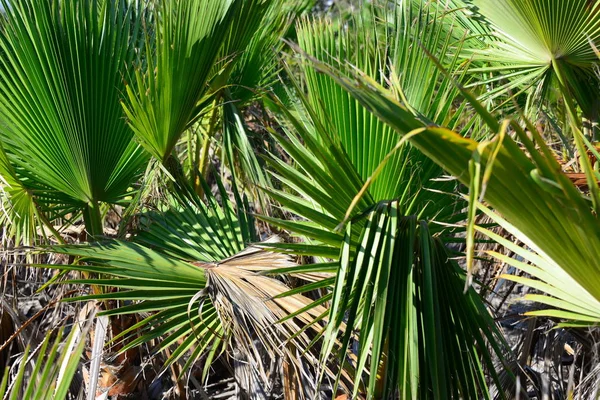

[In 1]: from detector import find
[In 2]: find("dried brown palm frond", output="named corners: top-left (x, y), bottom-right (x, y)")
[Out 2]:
top-left (193, 240), bottom-right (329, 398)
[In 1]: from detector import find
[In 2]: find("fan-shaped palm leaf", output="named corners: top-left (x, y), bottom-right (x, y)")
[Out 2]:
top-left (322, 202), bottom-right (508, 399)
top-left (260, 3), bottom-right (509, 397)
top-left (476, 202), bottom-right (600, 326)
top-left (122, 0), bottom-right (238, 164)
top-left (466, 0), bottom-right (600, 118)
top-left (39, 181), bottom-right (327, 396)
top-left (0, 0), bottom-right (149, 236)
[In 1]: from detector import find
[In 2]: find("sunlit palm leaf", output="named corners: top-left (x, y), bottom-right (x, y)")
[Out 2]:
top-left (0, 0), bottom-right (149, 235)
top-left (293, 0), bottom-right (470, 209)
top-left (476, 203), bottom-right (600, 326)
top-left (306, 40), bottom-right (600, 316)
top-left (0, 144), bottom-right (43, 246)
top-left (123, 0), bottom-right (238, 163)
top-left (296, 16), bottom-right (407, 201)
top-left (265, 2), bottom-right (467, 245)
top-left (466, 0), bottom-right (600, 118)
top-left (0, 319), bottom-right (91, 400)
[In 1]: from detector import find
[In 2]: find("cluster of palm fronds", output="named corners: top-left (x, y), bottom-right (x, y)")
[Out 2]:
top-left (0, 0), bottom-right (599, 398)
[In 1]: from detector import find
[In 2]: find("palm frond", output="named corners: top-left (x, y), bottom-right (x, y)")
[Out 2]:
top-left (476, 202), bottom-right (600, 326)
top-left (0, 0), bottom-right (149, 235)
top-left (259, 5), bottom-right (510, 397)
top-left (123, 0), bottom-right (238, 163)
top-left (41, 181), bottom-right (325, 393)
top-left (305, 40), bottom-right (600, 315)
top-left (293, 0), bottom-right (468, 209)
top-left (322, 201), bottom-right (508, 399)
top-left (466, 0), bottom-right (600, 118)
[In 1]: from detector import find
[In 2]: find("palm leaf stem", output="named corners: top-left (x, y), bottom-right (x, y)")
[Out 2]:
top-left (197, 93), bottom-right (222, 195)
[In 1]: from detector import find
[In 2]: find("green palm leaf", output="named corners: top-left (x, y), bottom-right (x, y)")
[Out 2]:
top-left (466, 0), bottom-right (600, 118)
top-left (304, 37), bottom-right (600, 317)
top-left (0, 1), bottom-right (144, 203)
top-left (0, 0), bottom-right (149, 233)
top-left (260, 4), bottom-right (508, 397)
top-left (263, 0), bottom-right (470, 249)
top-left (323, 202), bottom-right (508, 399)
top-left (476, 202), bottom-right (600, 325)
top-left (0, 319), bottom-right (92, 400)
top-left (0, 144), bottom-right (46, 246)
top-left (122, 0), bottom-right (238, 163)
